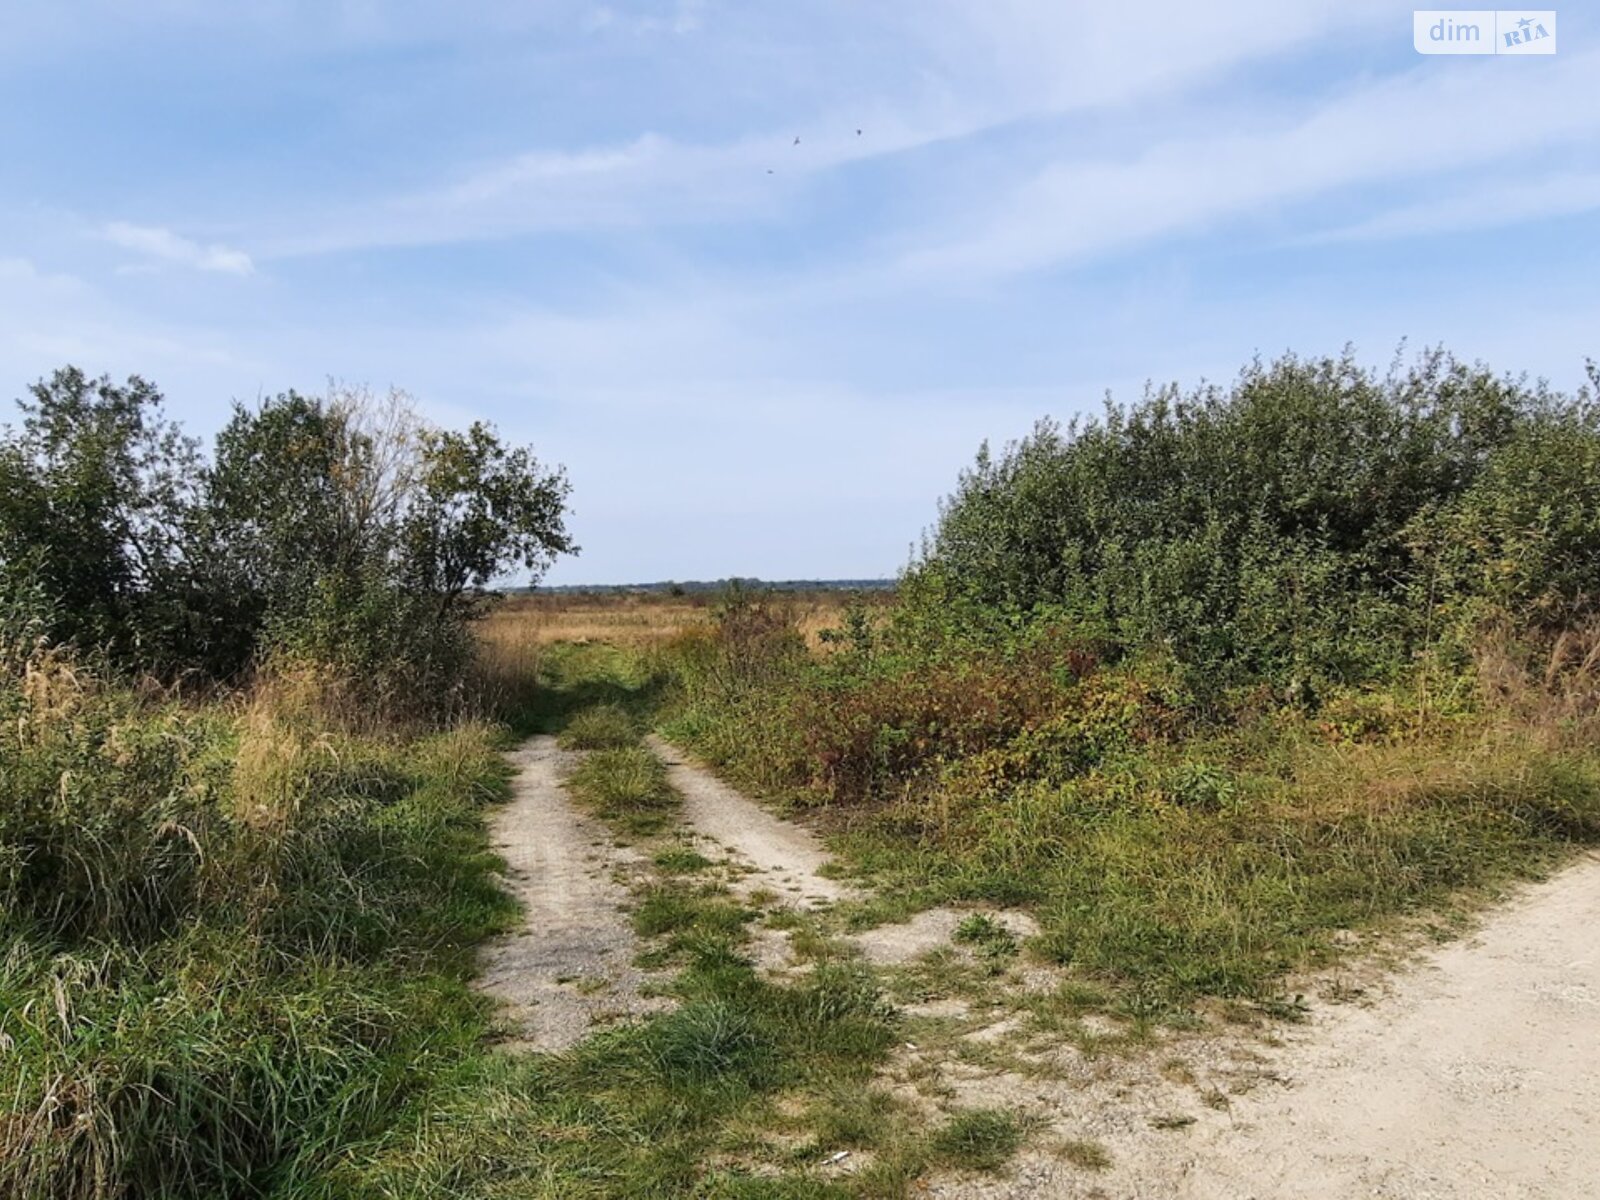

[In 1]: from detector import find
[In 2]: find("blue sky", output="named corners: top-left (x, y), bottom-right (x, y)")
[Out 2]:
top-left (3, 2), bottom-right (1597, 584)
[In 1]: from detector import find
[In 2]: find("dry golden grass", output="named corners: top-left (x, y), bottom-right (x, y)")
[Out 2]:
top-left (479, 590), bottom-right (890, 652)
top-left (481, 593), bottom-right (708, 648)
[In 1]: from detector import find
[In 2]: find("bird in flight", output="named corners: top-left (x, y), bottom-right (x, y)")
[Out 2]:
top-left (793, 136), bottom-right (801, 145)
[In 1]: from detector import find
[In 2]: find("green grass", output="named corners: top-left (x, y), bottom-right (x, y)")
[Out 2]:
top-left (655, 845), bottom-right (716, 873)
top-left (632, 882), bottom-right (750, 942)
top-left (1, 644), bottom-right (1036, 1200)
top-left (464, 617), bottom-right (1600, 1190)
top-left (0, 658), bottom-right (519, 1199)
top-left (326, 852), bottom-right (973, 1198)
top-left (558, 700), bottom-right (642, 749)
top-left (667, 634), bottom-right (1600, 1009)
top-left (512, 640), bottom-right (666, 736)
top-left (567, 745), bottom-right (679, 836)
top-left (926, 1108), bottom-right (1028, 1172)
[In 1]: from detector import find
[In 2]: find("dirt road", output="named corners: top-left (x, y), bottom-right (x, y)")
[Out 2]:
top-left (649, 734), bottom-right (852, 908)
top-left (1170, 854), bottom-right (1600, 1200)
top-left (928, 855), bottom-right (1600, 1199)
top-left (476, 736), bottom-right (663, 1051)
top-left (482, 735), bottom-right (1600, 1195)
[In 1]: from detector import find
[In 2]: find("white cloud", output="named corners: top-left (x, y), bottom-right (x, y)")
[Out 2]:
top-left (900, 50), bottom-right (1600, 280)
top-left (256, 0), bottom-right (1401, 259)
top-left (102, 221), bottom-right (254, 275)
top-left (1308, 171), bottom-right (1600, 244)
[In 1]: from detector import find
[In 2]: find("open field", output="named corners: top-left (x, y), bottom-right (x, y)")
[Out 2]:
top-left (480, 587), bottom-right (893, 652)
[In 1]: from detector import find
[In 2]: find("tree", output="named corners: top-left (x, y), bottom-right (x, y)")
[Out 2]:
top-left (401, 421), bottom-right (574, 614)
top-left (0, 368), bottom-right (198, 665)
top-left (3, 369), bottom-right (576, 709)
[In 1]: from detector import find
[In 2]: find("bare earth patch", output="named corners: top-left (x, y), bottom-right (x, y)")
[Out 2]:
top-left (856, 908), bottom-right (1040, 966)
top-left (649, 736), bottom-right (1040, 972)
top-left (476, 735), bottom-right (666, 1051)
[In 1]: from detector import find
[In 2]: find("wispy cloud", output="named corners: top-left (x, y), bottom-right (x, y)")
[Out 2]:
top-left (585, 0), bottom-right (706, 36)
top-left (899, 50), bottom-right (1600, 280)
top-left (1308, 171), bottom-right (1600, 244)
top-left (257, 0), bottom-right (1400, 259)
top-left (102, 221), bottom-right (254, 275)
top-left (260, 114), bottom-right (974, 256)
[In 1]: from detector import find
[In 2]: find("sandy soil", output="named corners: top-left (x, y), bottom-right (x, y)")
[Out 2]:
top-left (649, 736), bottom-right (1039, 971)
top-left (475, 736), bottom-right (665, 1051)
top-left (854, 906), bottom-right (1040, 965)
top-left (648, 734), bottom-right (853, 908)
top-left (924, 855), bottom-right (1600, 1199)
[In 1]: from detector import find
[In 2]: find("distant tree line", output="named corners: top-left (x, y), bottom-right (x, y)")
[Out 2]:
top-left (0, 367), bottom-right (573, 707)
top-left (530, 578), bottom-right (896, 596)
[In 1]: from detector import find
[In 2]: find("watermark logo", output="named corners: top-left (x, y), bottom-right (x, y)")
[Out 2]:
top-left (1414, 10), bottom-right (1556, 54)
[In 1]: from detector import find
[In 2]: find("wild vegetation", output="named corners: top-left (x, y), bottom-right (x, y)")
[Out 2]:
top-left (654, 349), bottom-right (1600, 1002)
top-left (1, 367), bottom-right (571, 711)
top-left (0, 369), bottom-right (570, 1197)
top-left (0, 652), bottom-right (522, 1198)
top-left (7, 346), bottom-right (1600, 1196)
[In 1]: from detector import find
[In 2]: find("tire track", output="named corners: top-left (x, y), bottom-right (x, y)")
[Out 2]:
top-left (477, 735), bottom-right (665, 1052)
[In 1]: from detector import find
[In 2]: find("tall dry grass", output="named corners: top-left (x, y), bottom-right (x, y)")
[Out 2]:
top-left (480, 589), bottom-right (888, 654)
top-left (0, 644), bottom-right (514, 1200)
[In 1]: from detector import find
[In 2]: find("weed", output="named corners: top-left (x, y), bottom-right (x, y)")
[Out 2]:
top-left (927, 1108), bottom-right (1027, 1172)
top-left (0, 657), bottom-right (517, 1200)
top-left (1058, 1138), bottom-right (1112, 1170)
top-left (953, 912), bottom-right (1019, 974)
top-left (633, 884), bottom-right (750, 941)
top-left (568, 746), bottom-right (678, 836)
top-left (650, 999), bottom-right (773, 1088)
top-left (655, 845), bottom-right (715, 873)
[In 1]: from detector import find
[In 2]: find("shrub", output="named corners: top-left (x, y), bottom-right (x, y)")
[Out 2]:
top-left (1, 369), bottom-right (575, 716)
top-left (914, 349), bottom-right (1600, 692)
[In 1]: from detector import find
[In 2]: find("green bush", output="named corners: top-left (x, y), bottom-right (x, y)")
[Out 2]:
top-left (914, 349), bottom-right (1600, 692)
top-left (2, 368), bottom-right (574, 715)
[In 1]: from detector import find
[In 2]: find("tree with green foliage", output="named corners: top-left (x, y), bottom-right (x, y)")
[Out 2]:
top-left (0, 368), bottom-right (200, 669)
top-left (1, 371), bottom-right (574, 708)
top-left (401, 421), bottom-right (575, 611)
